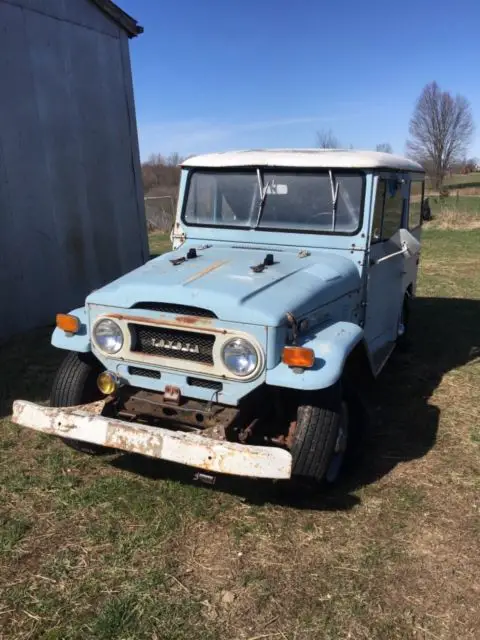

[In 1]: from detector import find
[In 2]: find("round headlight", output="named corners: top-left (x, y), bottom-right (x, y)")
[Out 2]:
top-left (93, 319), bottom-right (124, 354)
top-left (222, 338), bottom-right (258, 377)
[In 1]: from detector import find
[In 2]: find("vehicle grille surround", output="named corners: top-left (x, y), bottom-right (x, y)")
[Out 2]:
top-left (129, 324), bottom-right (215, 365)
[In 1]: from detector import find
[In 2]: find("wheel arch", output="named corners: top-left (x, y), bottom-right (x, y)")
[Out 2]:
top-left (266, 321), bottom-right (372, 391)
top-left (51, 307), bottom-right (91, 352)
top-left (343, 338), bottom-right (375, 384)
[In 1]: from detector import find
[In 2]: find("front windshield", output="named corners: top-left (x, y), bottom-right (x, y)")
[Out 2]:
top-left (183, 170), bottom-right (363, 233)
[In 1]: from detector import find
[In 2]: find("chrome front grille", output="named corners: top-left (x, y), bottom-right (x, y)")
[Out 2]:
top-left (129, 324), bottom-right (215, 365)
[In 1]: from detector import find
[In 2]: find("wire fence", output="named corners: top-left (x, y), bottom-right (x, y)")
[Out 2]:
top-left (144, 195), bottom-right (176, 232)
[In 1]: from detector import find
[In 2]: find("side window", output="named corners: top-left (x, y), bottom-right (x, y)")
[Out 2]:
top-left (382, 180), bottom-right (404, 239)
top-left (371, 179), bottom-right (386, 243)
top-left (408, 181), bottom-right (424, 229)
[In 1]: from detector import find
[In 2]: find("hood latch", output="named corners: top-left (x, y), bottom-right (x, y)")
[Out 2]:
top-left (250, 253), bottom-right (274, 273)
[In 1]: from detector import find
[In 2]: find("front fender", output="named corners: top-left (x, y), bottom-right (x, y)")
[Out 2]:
top-left (51, 307), bottom-right (91, 352)
top-left (266, 321), bottom-right (364, 391)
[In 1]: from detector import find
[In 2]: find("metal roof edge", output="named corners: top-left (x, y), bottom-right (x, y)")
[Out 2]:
top-left (90, 0), bottom-right (143, 37)
top-left (181, 150), bottom-right (425, 173)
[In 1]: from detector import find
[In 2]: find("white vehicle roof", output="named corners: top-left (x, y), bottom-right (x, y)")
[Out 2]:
top-left (182, 149), bottom-right (424, 173)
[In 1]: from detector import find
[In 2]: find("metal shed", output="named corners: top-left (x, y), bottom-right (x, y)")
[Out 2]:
top-left (0, 0), bottom-right (148, 342)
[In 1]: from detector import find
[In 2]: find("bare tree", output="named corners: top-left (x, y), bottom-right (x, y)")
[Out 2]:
top-left (376, 143), bottom-right (393, 153)
top-left (141, 153), bottom-right (183, 193)
top-left (316, 129), bottom-right (340, 149)
top-left (165, 152), bottom-right (182, 167)
top-left (406, 82), bottom-right (474, 188)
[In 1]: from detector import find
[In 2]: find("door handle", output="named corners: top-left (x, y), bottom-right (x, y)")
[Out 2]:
top-left (370, 242), bottom-right (408, 266)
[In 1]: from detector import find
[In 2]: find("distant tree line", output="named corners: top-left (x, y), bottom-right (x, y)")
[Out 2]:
top-left (142, 85), bottom-right (476, 229)
top-left (315, 129), bottom-right (394, 154)
top-left (142, 152), bottom-right (183, 195)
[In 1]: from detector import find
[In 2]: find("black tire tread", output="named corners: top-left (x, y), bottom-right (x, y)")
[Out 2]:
top-left (291, 389), bottom-right (341, 482)
top-left (396, 295), bottom-right (411, 352)
top-left (50, 352), bottom-right (99, 407)
top-left (50, 352), bottom-right (106, 455)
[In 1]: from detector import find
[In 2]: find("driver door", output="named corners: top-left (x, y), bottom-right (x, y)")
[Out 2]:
top-left (364, 175), bottom-right (408, 373)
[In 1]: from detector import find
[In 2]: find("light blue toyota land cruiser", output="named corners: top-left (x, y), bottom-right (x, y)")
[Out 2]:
top-left (13, 150), bottom-right (425, 485)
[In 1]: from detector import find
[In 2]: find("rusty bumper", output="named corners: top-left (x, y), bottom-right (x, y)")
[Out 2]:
top-left (11, 401), bottom-right (292, 480)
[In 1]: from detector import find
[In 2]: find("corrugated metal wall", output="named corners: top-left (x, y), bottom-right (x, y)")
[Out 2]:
top-left (0, 0), bottom-right (148, 342)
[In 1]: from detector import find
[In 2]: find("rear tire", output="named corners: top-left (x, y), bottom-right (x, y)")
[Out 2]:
top-left (290, 384), bottom-right (348, 485)
top-left (50, 352), bottom-right (108, 455)
top-left (396, 295), bottom-right (411, 352)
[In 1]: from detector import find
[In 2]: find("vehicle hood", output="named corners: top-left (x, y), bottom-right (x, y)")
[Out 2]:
top-left (87, 245), bottom-right (361, 326)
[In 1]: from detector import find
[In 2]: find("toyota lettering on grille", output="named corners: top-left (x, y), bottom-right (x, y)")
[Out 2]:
top-left (150, 337), bottom-right (200, 354)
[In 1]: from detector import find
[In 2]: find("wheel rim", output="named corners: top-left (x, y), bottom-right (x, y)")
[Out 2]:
top-left (325, 401), bottom-right (349, 484)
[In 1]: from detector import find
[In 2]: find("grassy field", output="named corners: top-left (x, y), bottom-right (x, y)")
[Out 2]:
top-left (1, 229), bottom-right (479, 639)
top-left (427, 195), bottom-right (480, 229)
top-left (442, 172), bottom-right (480, 187)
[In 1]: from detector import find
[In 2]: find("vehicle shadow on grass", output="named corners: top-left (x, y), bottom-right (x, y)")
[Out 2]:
top-left (2, 299), bottom-right (478, 510)
top-left (112, 297), bottom-right (480, 510)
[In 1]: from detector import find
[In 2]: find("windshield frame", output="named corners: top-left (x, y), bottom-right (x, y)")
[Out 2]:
top-left (180, 167), bottom-right (366, 237)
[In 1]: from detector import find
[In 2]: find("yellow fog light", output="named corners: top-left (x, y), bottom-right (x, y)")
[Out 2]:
top-left (97, 372), bottom-right (118, 396)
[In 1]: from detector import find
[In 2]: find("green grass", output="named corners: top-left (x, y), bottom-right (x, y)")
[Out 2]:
top-left (149, 232), bottom-right (173, 257)
top-left (429, 194), bottom-right (480, 214)
top-left (0, 228), bottom-right (479, 639)
top-left (443, 172), bottom-right (480, 187)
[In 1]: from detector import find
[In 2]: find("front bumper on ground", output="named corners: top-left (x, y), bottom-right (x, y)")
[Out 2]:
top-left (11, 401), bottom-right (292, 480)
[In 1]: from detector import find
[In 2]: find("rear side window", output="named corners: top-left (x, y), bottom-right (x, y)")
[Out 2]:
top-left (408, 181), bottom-right (424, 229)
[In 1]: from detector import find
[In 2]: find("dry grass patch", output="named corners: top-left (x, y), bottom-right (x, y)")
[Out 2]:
top-left (428, 207), bottom-right (480, 230)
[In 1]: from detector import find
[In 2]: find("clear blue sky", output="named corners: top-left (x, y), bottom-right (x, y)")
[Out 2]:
top-left (118, 0), bottom-right (480, 161)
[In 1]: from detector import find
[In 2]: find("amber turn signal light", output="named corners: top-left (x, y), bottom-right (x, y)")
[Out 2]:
top-left (56, 313), bottom-right (80, 334)
top-left (282, 346), bottom-right (315, 368)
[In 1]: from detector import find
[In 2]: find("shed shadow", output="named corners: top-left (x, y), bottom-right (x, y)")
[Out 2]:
top-left (0, 326), bottom-right (62, 419)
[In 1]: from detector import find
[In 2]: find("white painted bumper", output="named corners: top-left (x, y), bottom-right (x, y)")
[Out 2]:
top-left (11, 400), bottom-right (292, 480)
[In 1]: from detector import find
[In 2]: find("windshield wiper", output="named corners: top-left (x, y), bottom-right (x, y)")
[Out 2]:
top-left (254, 168), bottom-right (274, 228)
top-left (329, 170), bottom-right (339, 231)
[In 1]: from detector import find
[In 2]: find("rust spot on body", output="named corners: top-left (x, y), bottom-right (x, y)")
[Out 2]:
top-left (183, 260), bottom-right (228, 284)
top-left (175, 314), bottom-right (212, 326)
top-left (105, 426), bottom-right (163, 459)
top-left (107, 313), bottom-right (224, 333)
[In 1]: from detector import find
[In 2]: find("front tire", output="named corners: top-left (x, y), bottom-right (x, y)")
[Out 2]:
top-left (290, 384), bottom-right (348, 485)
top-left (50, 352), bottom-right (107, 455)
